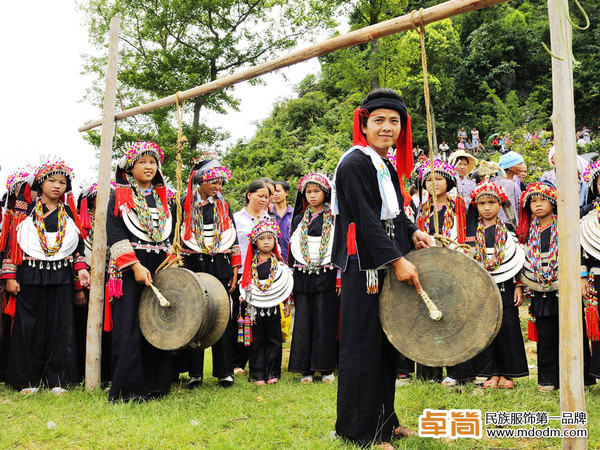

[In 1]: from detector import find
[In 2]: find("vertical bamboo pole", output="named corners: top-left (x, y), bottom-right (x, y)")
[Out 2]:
top-left (85, 17), bottom-right (120, 390)
top-left (547, 1), bottom-right (587, 448)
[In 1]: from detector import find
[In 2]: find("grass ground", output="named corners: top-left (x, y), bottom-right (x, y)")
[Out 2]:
top-left (1, 307), bottom-right (598, 449)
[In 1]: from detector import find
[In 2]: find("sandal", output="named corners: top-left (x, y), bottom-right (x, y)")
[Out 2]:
top-left (483, 378), bottom-right (499, 389)
top-left (266, 378), bottom-right (278, 384)
top-left (498, 378), bottom-right (514, 389)
top-left (441, 376), bottom-right (458, 387)
top-left (538, 385), bottom-right (555, 393)
top-left (254, 380), bottom-right (266, 386)
top-left (394, 425), bottom-right (416, 438)
top-left (300, 375), bottom-right (313, 384)
top-left (50, 387), bottom-right (68, 396)
top-left (20, 387), bottom-right (40, 394)
top-left (322, 374), bottom-right (335, 384)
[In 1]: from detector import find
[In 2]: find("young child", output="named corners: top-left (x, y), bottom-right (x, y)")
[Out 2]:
top-left (0, 166), bottom-right (34, 381)
top-left (466, 182), bottom-right (528, 388)
top-left (240, 219), bottom-right (292, 385)
top-left (577, 161), bottom-right (600, 381)
top-left (416, 158), bottom-right (469, 386)
top-left (518, 182), bottom-right (594, 391)
top-left (178, 153), bottom-right (241, 388)
top-left (105, 141), bottom-right (173, 402)
top-left (288, 173), bottom-right (338, 383)
top-left (2, 159), bottom-right (89, 394)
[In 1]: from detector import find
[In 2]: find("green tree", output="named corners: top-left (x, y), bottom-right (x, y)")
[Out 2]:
top-left (80, 0), bottom-right (340, 180)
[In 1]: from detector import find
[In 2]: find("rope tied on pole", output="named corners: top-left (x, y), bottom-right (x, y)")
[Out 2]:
top-left (155, 91), bottom-right (187, 273)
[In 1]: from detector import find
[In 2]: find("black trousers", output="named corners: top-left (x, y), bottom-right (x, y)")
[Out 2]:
top-left (248, 308), bottom-right (282, 381)
top-left (109, 278), bottom-right (172, 401)
top-left (288, 289), bottom-right (339, 375)
top-left (6, 284), bottom-right (79, 389)
top-left (336, 261), bottom-right (398, 447)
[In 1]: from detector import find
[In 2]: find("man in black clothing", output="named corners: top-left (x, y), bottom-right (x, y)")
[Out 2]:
top-left (332, 88), bottom-right (433, 448)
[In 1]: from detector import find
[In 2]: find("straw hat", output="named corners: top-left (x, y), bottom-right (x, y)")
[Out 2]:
top-left (448, 150), bottom-right (477, 175)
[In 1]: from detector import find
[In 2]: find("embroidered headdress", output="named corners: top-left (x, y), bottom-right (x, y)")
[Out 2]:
top-left (583, 159), bottom-right (600, 195)
top-left (417, 158), bottom-right (460, 191)
top-left (352, 91), bottom-right (413, 179)
top-left (113, 141), bottom-right (169, 217)
top-left (182, 153), bottom-right (232, 241)
top-left (470, 181), bottom-right (509, 205)
top-left (32, 156), bottom-right (82, 234)
top-left (293, 173), bottom-right (332, 218)
top-left (240, 219), bottom-right (283, 289)
top-left (517, 182), bottom-right (557, 243)
top-left (0, 166), bottom-right (35, 265)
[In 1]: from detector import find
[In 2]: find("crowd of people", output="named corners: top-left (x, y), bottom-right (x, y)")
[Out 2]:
top-left (1, 87), bottom-right (599, 448)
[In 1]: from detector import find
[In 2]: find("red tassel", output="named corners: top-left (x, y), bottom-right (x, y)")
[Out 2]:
top-left (183, 172), bottom-right (196, 240)
top-left (347, 222), bottom-right (357, 255)
top-left (352, 108), bottom-right (369, 147)
top-left (156, 186), bottom-right (169, 216)
top-left (114, 186), bottom-right (134, 217)
top-left (528, 318), bottom-right (538, 342)
top-left (8, 213), bottom-right (25, 266)
top-left (399, 177), bottom-right (411, 208)
top-left (80, 197), bottom-right (92, 238)
top-left (0, 210), bottom-right (12, 252)
top-left (23, 183), bottom-right (32, 204)
top-left (396, 113), bottom-right (413, 179)
top-left (4, 294), bottom-right (16, 318)
top-left (585, 304), bottom-right (600, 342)
top-left (517, 207), bottom-right (531, 244)
top-left (67, 192), bottom-right (83, 235)
top-left (455, 196), bottom-right (466, 244)
top-left (240, 242), bottom-right (255, 289)
top-left (104, 284), bottom-right (113, 332)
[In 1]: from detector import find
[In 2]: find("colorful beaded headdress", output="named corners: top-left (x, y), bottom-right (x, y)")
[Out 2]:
top-left (34, 158), bottom-right (75, 191)
top-left (113, 141), bottom-right (169, 218)
top-left (6, 166), bottom-right (33, 195)
top-left (520, 181), bottom-right (557, 209)
top-left (470, 182), bottom-right (509, 205)
top-left (241, 218), bottom-right (283, 289)
top-left (583, 159), bottom-right (600, 194)
top-left (517, 182), bottom-right (557, 243)
top-left (120, 141), bottom-right (164, 170)
top-left (417, 158), bottom-right (459, 189)
top-left (31, 156), bottom-right (82, 235)
top-left (248, 219), bottom-right (281, 243)
top-left (299, 173), bottom-right (331, 193)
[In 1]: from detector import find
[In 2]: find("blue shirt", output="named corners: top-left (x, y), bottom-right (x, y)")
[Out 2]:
top-left (273, 205), bottom-right (294, 264)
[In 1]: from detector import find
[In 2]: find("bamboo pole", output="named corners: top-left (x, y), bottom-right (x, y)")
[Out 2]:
top-left (547, 0), bottom-right (587, 447)
top-left (78, 0), bottom-right (509, 132)
top-left (85, 17), bottom-right (121, 390)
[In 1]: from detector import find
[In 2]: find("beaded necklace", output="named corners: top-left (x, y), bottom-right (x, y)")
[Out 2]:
top-left (474, 217), bottom-right (506, 271)
top-left (126, 174), bottom-right (167, 242)
top-left (34, 200), bottom-right (67, 256)
top-left (418, 197), bottom-right (455, 237)
top-left (299, 205), bottom-right (333, 273)
top-left (251, 253), bottom-right (278, 292)
top-left (526, 215), bottom-right (558, 289)
top-left (190, 189), bottom-right (222, 255)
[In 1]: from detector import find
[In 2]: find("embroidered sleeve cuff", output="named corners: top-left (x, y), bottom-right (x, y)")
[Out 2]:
top-left (1, 259), bottom-right (17, 279)
top-left (111, 239), bottom-right (138, 270)
top-left (73, 255), bottom-right (87, 272)
top-left (336, 269), bottom-right (342, 288)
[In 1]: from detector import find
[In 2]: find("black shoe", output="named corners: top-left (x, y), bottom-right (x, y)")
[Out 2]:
top-left (188, 376), bottom-right (203, 389)
top-left (218, 376), bottom-right (234, 388)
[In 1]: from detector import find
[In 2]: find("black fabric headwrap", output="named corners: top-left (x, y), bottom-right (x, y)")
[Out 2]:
top-left (361, 97), bottom-right (408, 123)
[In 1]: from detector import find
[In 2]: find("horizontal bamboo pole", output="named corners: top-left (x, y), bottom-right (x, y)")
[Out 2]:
top-left (79, 0), bottom-right (509, 132)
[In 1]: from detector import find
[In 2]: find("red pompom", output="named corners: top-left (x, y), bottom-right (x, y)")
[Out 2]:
top-left (585, 303), bottom-right (600, 342)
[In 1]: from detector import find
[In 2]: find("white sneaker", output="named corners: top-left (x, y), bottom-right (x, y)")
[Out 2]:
top-left (322, 374), bottom-right (335, 383)
top-left (299, 374), bottom-right (313, 384)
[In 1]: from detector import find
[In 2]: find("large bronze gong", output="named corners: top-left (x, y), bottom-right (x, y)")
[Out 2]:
top-left (379, 247), bottom-right (502, 367)
top-left (139, 267), bottom-right (230, 351)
